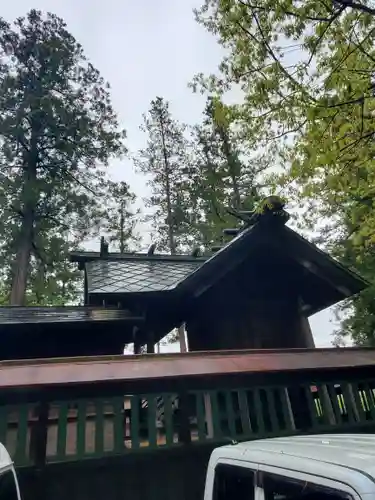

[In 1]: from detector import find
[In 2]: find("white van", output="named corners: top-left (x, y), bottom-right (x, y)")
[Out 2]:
top-left (205, 434), bottom-right (375, 500)
top-left (0, 443), bottom-right (21, 500)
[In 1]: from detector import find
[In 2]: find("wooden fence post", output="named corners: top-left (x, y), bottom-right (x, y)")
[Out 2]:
top-left (29, 401), bottom-right (49, 500)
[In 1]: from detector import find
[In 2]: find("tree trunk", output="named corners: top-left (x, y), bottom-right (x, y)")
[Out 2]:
top-left (178, 324), bottom-right (187, 353)
top-left (10, 209), bottom-right (34, 305)
top-left (10, 129), bottom-right (38, 306)
top-left (120, 201), bottom-right (125, 253)
top-left (202, 140), bottom-right (224, 226)
top-left (158, 116), bottom-right (176, 254)
top-left (218, 127), bottom-right (241, 208)
top-left (34, 260), bottom-right (45, 304)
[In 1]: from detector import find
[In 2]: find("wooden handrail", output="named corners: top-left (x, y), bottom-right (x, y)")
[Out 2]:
top-left (1, 348), bottom-right (375, 392)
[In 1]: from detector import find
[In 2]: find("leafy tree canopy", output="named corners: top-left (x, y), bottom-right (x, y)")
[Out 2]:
top-left (193, 0), bottom-right (375, 345)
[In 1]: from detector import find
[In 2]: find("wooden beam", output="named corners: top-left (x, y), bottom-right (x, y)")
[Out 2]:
top-left (147, 332), bottom-right (155, 354)
top-left (133, 326), bottom-right (142, 354)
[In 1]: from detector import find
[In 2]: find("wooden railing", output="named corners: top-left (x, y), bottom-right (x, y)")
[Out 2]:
top-left (1, 378), bottom-right (375, 467)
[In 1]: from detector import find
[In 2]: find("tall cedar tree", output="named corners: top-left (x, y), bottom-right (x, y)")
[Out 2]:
top-left (194, 0), bottom-right (375, 345)
top-left (100, 181), bottom-right (140, 253)
top-left (135, 97), bottom-right (196, 351)
top-left (0, 10), bottom-right (126, 305)
top-left (135, 97), bottom-right (193, 253)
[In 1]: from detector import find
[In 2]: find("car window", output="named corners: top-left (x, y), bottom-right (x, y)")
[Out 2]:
top-left (214, 463), bottom-right (255, 500)
top-left (261, 471), bottom-right (353, 500)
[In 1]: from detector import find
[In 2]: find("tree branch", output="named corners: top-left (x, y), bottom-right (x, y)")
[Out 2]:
top-left (333, 0), bottom-right (375, 16)
top-left (240, 0), bottom-right (338, 22)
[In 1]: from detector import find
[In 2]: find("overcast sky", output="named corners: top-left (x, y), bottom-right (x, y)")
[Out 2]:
top-left (3, 0), bottom-right (338, 347)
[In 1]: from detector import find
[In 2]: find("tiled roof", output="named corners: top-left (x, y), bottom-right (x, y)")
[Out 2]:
top-left (74, 208), bottom-right (368, 314)
top-left (85, 259), bottom-right (202, 294)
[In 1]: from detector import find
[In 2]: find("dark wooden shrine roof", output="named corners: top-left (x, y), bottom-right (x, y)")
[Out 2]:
top-left (0, 347), bottom-right (374, 395)
top-left (71, 209), bottom-right (369, 316)
top-left (0, 306), bottom-right (145, 361)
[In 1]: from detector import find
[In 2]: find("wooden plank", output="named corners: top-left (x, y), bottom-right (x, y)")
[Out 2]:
top-left (341, 383), bottom-right (357, 424)
top-left (327, 384), bottom-right (343, 424)
top-left (56, 402), bottom-right (68, 459)
top-left (195, 392), bottom-right (206, 442)
top-left (0, 406), bottom-right (8, 445)
top-left (350, 382), bottom-right (366, 423)
top-left (224, 391), bottom-right (237, 438)
top-left (163, 394), bottom-right (174, 446)
top-left (253, 389), bottom-right (265, 436)
top-left (76, 400), bottom-right (87, 458)
top-left (238, 390), bottom-right (252, 436)
top-left (29, 402), bottom-right (49, 468)
top-left (147, 396), bottom-right (157, 449)
top-left (14, 405), bottom-right (28, 464)
top-left (112, 397), bottom-right (124, 453)
top-left (94, 399), bottom-right (105, 455)
top-left (304, 385), bottom-right (320, 429)
top-left (209, 391), bottom-right (222, 439)
top-left (130, 396), bottom-right (140, 450)
top-left (316, 385), bottom-right (336, 425)
top-left (265, 388), bottom-right (279, 433)
top-left (278, 388), bottom-right (295, 431)
top-left (363, 383), bottom-right (375, 420)
top-left (204, 393), bottom-right (214, 439)
top-left (177, 392), bottom-right (191, 444)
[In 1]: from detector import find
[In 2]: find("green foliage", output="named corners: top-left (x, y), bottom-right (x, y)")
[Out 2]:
top-left (194, 0), bottom-right (375, 344)
top-left (0, 9), bottom-right (126, 304)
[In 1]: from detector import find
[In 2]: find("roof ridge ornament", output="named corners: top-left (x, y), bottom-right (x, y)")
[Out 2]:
top-left (227, 196), bottom-right (289, 230)
top-left (212, 196), bottom-right (290, 253)
top-left (256, 195), bottom-right (290, 225)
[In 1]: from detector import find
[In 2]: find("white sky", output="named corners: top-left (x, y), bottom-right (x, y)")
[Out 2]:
top-left (3, 0), bottom-right (337, 347)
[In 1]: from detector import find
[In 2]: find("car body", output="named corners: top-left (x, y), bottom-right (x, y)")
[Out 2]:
top-left (0, 442), bottom-right (21, 500)
top-left (205, 435), bottom-right (375, 500)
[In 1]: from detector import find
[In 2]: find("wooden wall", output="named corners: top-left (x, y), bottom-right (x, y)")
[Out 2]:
top-left (186, 254), bottom-right (315, 351)
top-left (187, 299), bottom-right (315, 351)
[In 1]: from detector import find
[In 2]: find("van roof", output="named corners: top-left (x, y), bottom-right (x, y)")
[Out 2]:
top-left (0, 443), bottom-right (13, 471)
top-left (219, 434), bottom-right (375, 478)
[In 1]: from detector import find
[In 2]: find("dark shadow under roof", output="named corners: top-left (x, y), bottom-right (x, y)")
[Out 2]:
top-left (71, 251), bottom-right (206, 265)
top-left (0, 306), bottom-right (143, 325)
top-left (0, 306), bottom-right (146, 361)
